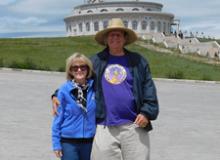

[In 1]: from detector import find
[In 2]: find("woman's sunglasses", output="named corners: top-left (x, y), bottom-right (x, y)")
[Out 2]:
top-left (70, 65), bottom-right (88, 72)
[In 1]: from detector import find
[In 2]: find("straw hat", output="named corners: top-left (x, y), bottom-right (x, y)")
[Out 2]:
top-left (95, 18), bottom-right (138, 46)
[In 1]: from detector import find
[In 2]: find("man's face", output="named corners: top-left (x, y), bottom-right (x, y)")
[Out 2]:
top-left (107, 30), bottom-right (126, 50)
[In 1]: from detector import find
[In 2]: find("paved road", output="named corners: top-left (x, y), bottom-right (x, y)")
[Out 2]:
top-left (0, 69), bottom-right (220, 160)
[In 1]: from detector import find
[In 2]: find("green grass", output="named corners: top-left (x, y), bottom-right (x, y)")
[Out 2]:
top-left (0, 36), bottom-right (220, 81)
top-left (0, 36), bottom-right (103, 71)
top-left (127, 44), bottom-right (220, 81)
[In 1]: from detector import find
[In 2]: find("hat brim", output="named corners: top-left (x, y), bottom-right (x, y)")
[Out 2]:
top-left (95, 27), bottom-right (138, 46)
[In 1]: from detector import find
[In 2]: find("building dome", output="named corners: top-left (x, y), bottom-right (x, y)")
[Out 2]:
top-left (64, 0), bottom-right (175, 37)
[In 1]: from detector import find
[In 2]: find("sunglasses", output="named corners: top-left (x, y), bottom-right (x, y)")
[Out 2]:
top-left (70, 65), bottom-right (88, 72)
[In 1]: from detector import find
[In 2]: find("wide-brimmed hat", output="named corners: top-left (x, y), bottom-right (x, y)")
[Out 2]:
top-left (95, 18), bottom-right (138, 46)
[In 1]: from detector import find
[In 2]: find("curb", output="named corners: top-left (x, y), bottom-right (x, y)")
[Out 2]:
top-left (154, 78), bottom-right (220, 85)
top-left (1, 67), bottom-right (220, 84)
top-left (0, 67), bottom-right (64, 75)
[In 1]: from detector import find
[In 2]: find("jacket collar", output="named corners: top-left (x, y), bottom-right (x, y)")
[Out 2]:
top-left (97, 47), bottom-right (138, 67)
top-left (66, 79), bottom-right (94, 93)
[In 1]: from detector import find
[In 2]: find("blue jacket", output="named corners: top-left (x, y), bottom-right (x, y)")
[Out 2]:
top-left (91, 48), bottom-right (159, 131)
top-left (52, 79), bottom-right (96, 150)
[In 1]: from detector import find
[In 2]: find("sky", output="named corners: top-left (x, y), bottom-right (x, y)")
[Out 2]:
top-left (0, 0), bottom-right (220, 38)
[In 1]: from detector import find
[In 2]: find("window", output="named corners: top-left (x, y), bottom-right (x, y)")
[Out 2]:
top-left (69, 26), bottom-right (72, 32)
top-left (116, 8), bottom-right (124, 11)
top-left (163, 22), bottom-right (166, 33)
top-left (86, 22), bottom-right (90, 31)
top-left (157, 21), bottom-right (161, 32)
top-left (103, 20), bottom-right (108, 29)
top-left (79, 23), bottom-right (82, 32)
top-left (94, 21), bottom-right (99, 31)
top-left (132, 8), bottom-right (139, 11)
top-left (87, 10), bottom-right (93, 13)
top-left (150, 21), bottom-right (155, 31)
top-left (141, 21), bottom-right (147, 30)
top-left (132, 20), bottom-right (138, 30)
top-left (123, 20), bottom-right (128, 28)
top-left (100, 9), bottom-right (108, 12)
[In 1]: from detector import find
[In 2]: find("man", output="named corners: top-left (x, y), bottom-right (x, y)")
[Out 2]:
top-left (53, 18), bottom-right (159, 160)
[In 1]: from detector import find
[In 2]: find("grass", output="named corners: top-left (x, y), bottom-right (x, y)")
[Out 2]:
top-left (126, 43), bottom-right (220, 81)
top-left (0, 36), bottom-right (220, 81)
top-left (0, 36), bottom-right (103, 71)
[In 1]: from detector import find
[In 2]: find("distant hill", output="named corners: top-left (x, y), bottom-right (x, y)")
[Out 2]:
top-left (0, 36), bottom-right (220, 81)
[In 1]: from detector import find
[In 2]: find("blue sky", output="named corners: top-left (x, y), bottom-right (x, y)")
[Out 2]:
top-left (1, 0), bottom-right (220, 38)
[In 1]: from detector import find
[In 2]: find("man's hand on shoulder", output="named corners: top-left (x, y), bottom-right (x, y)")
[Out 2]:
top-left (52, 97), bottom-right (60, 116)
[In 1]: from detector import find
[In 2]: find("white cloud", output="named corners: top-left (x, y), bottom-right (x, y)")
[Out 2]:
top-left (20, 17), bottom-right (48, 25)
top-left (182, 20), bottom-right (220, 38)
top-left (153, 0), bottom-right (220, 38)
top-left (0, 0), bottom-right (74, 34)
top-left (0, 16), bottom-right (49, 32)
top-left (8, 0), bottom-right (81, 15)
top-left (154, 0), bottom-right (220, 17)
top-left (1, 0), bottom-right (220, 38)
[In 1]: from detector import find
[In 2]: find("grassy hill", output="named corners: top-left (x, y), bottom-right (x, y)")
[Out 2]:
top-left (0, 36), bottom-right (220, 81)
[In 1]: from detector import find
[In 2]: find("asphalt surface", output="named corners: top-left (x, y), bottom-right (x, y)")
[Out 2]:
top-left (0, 69), bottom-right (220, 160)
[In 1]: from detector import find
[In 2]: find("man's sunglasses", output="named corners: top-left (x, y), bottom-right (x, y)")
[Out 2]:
top-left (70, 65), bottom-right (88, 72)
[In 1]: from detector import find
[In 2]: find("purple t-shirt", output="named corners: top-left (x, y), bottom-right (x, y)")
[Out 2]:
top-left (101, 54), bottom-right (137, 126)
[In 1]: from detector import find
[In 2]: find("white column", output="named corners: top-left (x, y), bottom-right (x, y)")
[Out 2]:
top-left (137, 17), bottom-right (141, 34)
top-left (99, 20), bottom-right (103, 32)
top-left (128, 19), bottom-right (132, 30)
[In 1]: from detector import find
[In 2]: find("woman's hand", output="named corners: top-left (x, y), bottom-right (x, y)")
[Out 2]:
top-left (54, 150), bottom-right (63, 158)
top-left (52, 97), bottom-right (60, 116)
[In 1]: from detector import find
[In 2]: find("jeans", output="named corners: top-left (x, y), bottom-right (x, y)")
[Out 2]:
top-left (61, 142), bottom-right (92, 160)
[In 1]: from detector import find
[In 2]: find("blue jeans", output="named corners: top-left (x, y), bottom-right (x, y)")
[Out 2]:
top-left (61, 142), bottom-right (92, 160)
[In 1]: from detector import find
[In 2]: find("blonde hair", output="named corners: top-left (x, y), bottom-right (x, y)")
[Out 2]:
top-left (66, 53), bottom-right (93, 80)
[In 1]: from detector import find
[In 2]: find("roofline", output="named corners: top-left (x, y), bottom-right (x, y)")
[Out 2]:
top-left (64, 12), bottom-right (174, 21)
top-left (74, 1), bottom-right (163, 9)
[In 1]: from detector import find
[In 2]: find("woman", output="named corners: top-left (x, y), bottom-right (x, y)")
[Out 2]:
top-left (51, 53), bottom-right (96, 160)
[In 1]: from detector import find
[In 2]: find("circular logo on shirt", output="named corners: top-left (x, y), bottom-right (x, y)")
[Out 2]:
top-left (104, 64), bottom-right (127, 84)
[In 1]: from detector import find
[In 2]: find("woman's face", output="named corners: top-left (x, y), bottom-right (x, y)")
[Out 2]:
top-left (70, 59), bottom-right (88, 84)
top-left (107, 30), bottom-right (126, 50)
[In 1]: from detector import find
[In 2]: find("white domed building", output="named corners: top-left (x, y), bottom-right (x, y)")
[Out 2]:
top-left (64, 0), bottom-right (175, 37)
